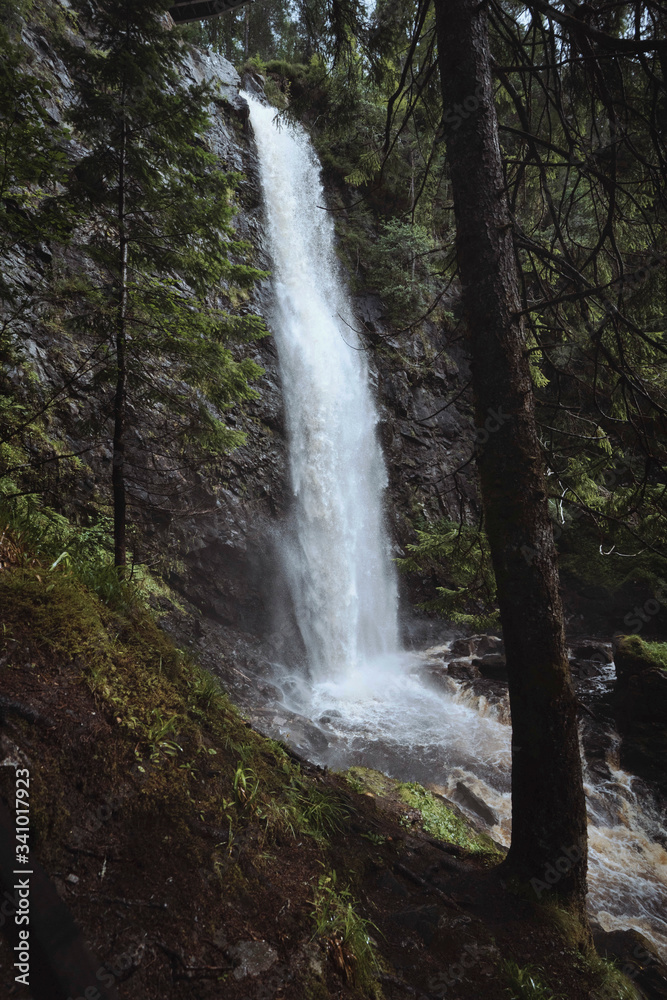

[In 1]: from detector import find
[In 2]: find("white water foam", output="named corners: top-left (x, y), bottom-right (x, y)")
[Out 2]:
top-left (244, 94), bottom-right (398, 679)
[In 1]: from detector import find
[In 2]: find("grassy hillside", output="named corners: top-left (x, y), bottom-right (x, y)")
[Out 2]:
top-left (0, 520), bottom-right (643, 1000)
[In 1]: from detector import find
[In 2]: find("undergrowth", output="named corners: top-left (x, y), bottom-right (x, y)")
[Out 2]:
top-left (0, 515), bottom-right (350, 862)
top-left (397, 781), bottom-right (501, 856)
top-left (0, 493), bottom-right (140, 610)
top-left (581, 952), bottom-right (642, 1000)
top-left (501, 961), bottom-right (566, 1000)
top-left (311, 870), bottom-right (383, 997)
top-left (345, 767), bottom-right (500, 857)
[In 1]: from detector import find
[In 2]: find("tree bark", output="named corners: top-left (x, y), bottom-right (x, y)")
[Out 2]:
top-left (434, 0), bottom-right (588, 911)
top-left (112, 110), bottom-right (128, 570)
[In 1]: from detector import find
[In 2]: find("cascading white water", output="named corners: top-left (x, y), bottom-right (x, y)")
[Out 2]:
top-left (244, 92), bottom-right (667, 959)
top-left (244, 94), bottom-right (398, 678)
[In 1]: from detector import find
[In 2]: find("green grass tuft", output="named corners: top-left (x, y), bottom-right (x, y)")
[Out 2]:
top-left (501, 960), bottom-right (566, 1000)
top-left (311, 870), bottom-right (383, 997)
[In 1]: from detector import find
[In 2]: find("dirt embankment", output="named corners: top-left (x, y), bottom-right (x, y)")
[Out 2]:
top-left (0, 547), bottom-right (663, 1000)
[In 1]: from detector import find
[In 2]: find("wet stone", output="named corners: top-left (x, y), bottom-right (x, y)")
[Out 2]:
top-left (473, 653), bottom-right (507, 680)
top-left (569, 658), bottom-right (609, 680)
top-left (452, 781), bottom-right (499, 828)
top-left (450, 637), bottom-right (476, 658)
top-left (571, 642), bottom-right (612, 663)
top-left (447, 658), bottom-right (479, 681)
top-left (229, 940), bottom-right (278, 979)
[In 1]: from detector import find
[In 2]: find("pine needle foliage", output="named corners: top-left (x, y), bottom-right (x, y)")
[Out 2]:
top-left (58, 0), bottom-right (268, 563)
top-left (398, 517), bottom-right (499, 627)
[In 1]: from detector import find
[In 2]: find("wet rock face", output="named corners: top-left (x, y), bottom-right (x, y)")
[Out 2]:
top-left (451, 781), bottom-right (498, 828)
top-left (472, 653), bottom-right (507, 680)
top-left (447, 658), bottom-right (479, 682)
top-left (611, 635), bottom-right (667, 796)
top-left (154, 77), bottom-right (480, 653)
top-left (594, 928), bottom-right (667, 1000)
top-left (8, 28), bottom-right (479, 680)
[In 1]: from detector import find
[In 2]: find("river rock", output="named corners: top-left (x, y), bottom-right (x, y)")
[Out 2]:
top-left (570, 641), bottom-right (612, 663)
top-left (447, 658), bottom-right (480, 681)
top-left (450, 634), bottom-right (504, 659)
top-left (319, 709), bottom-right (342, 723)
top-left (614, 634), bottom-right (664, 683)
top-left (472, 653), bottom-right (507, 680)
top-left (611, 635), bottom-right (667, 796)
top-left (594, 928), bottom-right (667, 1000)
top-left (474, 634), bottom-right (504, 657)
top-left (424, 666), bottom-right (457, 695)
top-left (569, 658), bottom-right (609, 681)
top-left (450, 637), bottom-right (476, 658)
top-left (451, 781), bottom-right (498, 828)
top-left (613, 635), bottom-right (667, 721)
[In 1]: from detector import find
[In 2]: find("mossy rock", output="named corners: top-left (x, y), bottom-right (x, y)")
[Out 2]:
top-left (613, 634), bottom-right (667, 685)
top-left (344, 767), bottom-right (502, 858)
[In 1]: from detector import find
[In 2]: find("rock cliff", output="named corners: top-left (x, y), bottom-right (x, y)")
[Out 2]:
top-left (4, 20), bottom-right (478, 694)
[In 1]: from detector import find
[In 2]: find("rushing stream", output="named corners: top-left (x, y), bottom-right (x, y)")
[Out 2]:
top-left (243, 92), bottom-right (667, 957)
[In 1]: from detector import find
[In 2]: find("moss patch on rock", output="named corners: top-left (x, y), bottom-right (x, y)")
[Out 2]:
top-left (614, 634), bottom-right (667, 682)
top-left (345, 766), bottom-right (502, 858)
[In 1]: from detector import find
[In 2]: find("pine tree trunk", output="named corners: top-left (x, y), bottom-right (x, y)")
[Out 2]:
top-left (434, 0), bottom-right (588, 912)
top-left (112, 113), bottom-right (128, 570)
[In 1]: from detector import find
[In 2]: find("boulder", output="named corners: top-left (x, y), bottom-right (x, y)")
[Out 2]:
top-left (472, 653), bottom-right (507, 680)
top-left (570, 641), bottom-right (612, 663)
top-left (450, 637), bottom-right (476, 658)
top-left (447, 658), bottom-right (480, 681)
top-left (611, 635), bottom-right (667, 797)
top-left (450, 634), bottom-right (504, 659)
top-left (569, 658), bottom-right (609, 681)
top-left (613, 635), bottom-right (667, 721)
top-left (475, 634), bottom-right (504, 657)
top-left (451, 781), bottom-right (499, 828)
top-left (425, 667), bottom-right (457, 696)
top-left (594, 928), bottom-right (667, 1000)
top-left (318, 709), bottom-right (342, 725)
top-left (613, 634), bottom-right (667, 685)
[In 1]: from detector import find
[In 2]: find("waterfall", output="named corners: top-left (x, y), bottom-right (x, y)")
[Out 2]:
top-left (243, 94), bottom-right (399, 678)
top-left (243, 92), bottom-right (667, 959)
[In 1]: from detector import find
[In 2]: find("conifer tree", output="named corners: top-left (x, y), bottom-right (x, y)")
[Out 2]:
top-left (0, 28), bottom-right (66, 278)
top-left (62, 0), bottom-right (266, 568)
top-left (0, 8), bottom-right (71, 442)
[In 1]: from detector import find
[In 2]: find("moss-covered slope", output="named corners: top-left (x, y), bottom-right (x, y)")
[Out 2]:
top-left (0, 529), bottom-right (648, 1000)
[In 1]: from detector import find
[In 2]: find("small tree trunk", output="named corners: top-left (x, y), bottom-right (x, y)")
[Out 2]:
top-left (112, 112), bottom-right (128, 570)
top-left (434, 0), bottom-right (588, 912)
